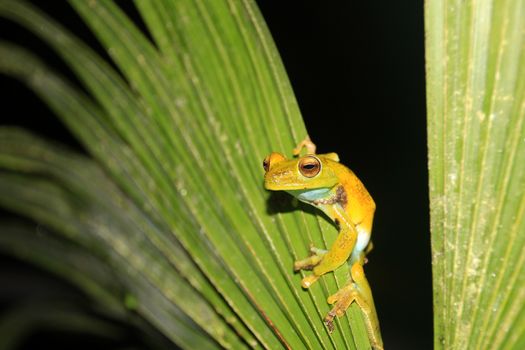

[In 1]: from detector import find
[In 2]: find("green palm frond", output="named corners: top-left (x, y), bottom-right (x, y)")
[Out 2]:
top-left (426, 0), bottom-right (525, 349)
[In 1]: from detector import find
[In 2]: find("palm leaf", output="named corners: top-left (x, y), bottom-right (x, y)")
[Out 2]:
top-left (425, 0), bottom-right (525, 349)
top-left (0, 0), bottom-right (372, 348)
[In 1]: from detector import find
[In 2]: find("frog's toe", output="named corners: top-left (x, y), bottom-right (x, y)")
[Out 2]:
top-left (327, 287), bottom-right (356, 315)
top-left (294, 248), bottom-right (326, 271)
top-left (327, 287), bottom-right (349, 305)
top-left (301, 275), bottom-right (319, 288)
top-left (324, 311), bottom-right (337, 333)
top-left (309, 245), bottom-right (328, 256)
top-left (294, 261), bottom-right (313, 271)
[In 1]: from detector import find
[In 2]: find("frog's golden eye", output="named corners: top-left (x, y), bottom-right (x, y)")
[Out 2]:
top-left (263, 155), bottom-right (271, 172)
top-left (298, 156), bottom-right (321, 178)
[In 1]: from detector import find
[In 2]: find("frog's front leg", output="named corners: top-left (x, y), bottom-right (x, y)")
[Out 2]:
top-left (293, 136), bottom-right (316, 156)
top-left (296, 207), bottom-right (357, 288)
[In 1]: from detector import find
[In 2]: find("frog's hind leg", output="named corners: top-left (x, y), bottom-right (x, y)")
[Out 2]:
top-left (324, 262), bottom-right (383, 350)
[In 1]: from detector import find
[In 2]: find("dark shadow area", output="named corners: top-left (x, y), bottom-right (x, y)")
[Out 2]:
top-left (265, 190), bottom-right (337, 229)
top-left (0, 251), bottom-right (174, 350)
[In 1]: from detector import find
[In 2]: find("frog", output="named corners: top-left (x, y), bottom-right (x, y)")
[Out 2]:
top-left (263, 137), bottom-right (383, 350)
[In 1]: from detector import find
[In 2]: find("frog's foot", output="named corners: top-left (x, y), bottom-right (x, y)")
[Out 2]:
top-left (293, 246), bottom-right (327, 271)
top-left (324, 263), bottom-right (383, 349)
top-left (294, 246), bottom-right (327, 288)
top-left (293, 136), bottom-right (317, 156)
top-left (363, 241), bottom-right (374, 264)
top-left (324, 283), bottom-right (360, 333)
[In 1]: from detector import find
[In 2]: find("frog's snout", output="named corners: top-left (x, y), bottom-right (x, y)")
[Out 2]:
top-left (264, 169), bottom-right (296, 190)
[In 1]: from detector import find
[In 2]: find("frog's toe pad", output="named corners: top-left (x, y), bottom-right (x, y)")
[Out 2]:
top-left (301, 275), bottom-right (319, 288)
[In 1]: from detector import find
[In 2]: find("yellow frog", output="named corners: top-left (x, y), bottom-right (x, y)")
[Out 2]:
top-left (263, 137), bottom-right (383, 349)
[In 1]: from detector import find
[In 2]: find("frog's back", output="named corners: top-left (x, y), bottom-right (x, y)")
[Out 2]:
top-left (329, 159), bottom-right (375, 229)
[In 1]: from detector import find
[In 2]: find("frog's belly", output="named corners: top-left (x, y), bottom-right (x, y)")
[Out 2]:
top-left (355, 226), bottom-right (371, 253)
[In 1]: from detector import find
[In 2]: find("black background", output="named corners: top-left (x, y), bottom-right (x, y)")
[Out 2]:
top-left (0, 1), bottom-right (431, 349)
top-left (258, 2), bottom-right (431, 349)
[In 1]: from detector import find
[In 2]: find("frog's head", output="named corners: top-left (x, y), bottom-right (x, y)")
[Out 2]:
top-left (263, 152), bottom-right (339, 191)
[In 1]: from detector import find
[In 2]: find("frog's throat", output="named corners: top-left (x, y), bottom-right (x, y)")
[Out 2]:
top-left (288, 186), bottom-right (348, 209)
top-left (286, 187), bottom-right (332, 203)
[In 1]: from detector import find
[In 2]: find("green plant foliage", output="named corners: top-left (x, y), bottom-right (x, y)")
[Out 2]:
top-left (0, 0), bottom-right (373, 348)
top-left (425, 0), bottom-right (525, 349)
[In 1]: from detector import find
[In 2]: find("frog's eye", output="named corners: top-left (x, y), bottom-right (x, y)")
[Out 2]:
top-left (298, 156), bottom-right (321, 178)
top-left (263, 155), bottom-right (271, 172)
top-left (263, 152), bottom-right (286, 172)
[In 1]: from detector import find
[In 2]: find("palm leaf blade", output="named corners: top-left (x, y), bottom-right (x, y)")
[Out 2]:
top-left (425, 0), bottom-right (525, 348)
top-left (0, 0), bottom-right (374, 348)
